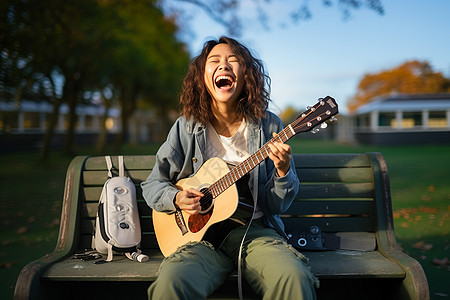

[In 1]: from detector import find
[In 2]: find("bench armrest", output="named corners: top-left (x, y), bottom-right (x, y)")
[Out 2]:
top-left (369, 153), bottom-right (429, 300)
top-left (15, 156), bottom-right (89, 300)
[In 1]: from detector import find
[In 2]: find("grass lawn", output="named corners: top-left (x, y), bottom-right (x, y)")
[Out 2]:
top-left (1, 140), bottom-right (448, 299)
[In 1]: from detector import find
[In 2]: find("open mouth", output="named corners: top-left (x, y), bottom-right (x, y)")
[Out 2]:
top-left (215, 75), bottom-right (234, 89)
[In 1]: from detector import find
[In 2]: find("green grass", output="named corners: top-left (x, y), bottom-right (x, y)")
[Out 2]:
top-left (0, 140), bottom-right (448, 299)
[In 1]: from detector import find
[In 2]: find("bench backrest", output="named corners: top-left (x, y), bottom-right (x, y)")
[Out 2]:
top-left (75, 153), bottom-right (388, 252)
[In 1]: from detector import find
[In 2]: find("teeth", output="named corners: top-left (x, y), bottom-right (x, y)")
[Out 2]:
top-left (215, 75), bottom-right (233, 83)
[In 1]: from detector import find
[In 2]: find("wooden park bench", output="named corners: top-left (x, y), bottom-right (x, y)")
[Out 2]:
top-left (15, 153), bottom-right (429, 300)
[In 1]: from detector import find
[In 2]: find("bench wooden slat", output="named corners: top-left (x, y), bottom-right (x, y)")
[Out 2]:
top-left (80, 217), bottom-right (155, 233)
top-left (286, 200), bottom-right (374, 215)
top-left (80, 219), bottom-right (95, 235)
top-left (83, 186), bottom-right (145, 202)
top-left (305, 251), bottom-right (405, 279)
top-left (293, 153), bottom-right (371, 168)
top-left (42, 250), bottom-right (404, 281)
top-left (298, 183), bottom-right (374, 199)
top-left (82, 201), bottom-right (152, 219)
top-left (83, 170), bottom-right (152, 186)
top-left (79, 230), bottom-right (159, 250)
top-left (84, 156), bottom-right (157, 170)
top-left (283, 216), bottom-right (375, 232)
top-left (297, 167), bottom-right (373, 183)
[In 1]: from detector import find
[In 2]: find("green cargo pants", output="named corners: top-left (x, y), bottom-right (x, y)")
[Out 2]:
top-left (148, 218), bottom-right (318, 299)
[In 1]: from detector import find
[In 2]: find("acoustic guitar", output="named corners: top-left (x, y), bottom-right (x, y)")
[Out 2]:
top-left (153, 96), bottom-right (339, 257)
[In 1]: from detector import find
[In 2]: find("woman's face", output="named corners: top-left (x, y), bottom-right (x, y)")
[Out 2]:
top-left (204, 43), bottom-right (245, 107)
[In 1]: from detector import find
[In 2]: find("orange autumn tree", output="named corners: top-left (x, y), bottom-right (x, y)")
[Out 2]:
top-left (348, 60), bottom-right (450, 113)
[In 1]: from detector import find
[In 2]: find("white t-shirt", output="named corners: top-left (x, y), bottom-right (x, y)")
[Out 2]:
top-left (205, 120), bottom-right (263, 219)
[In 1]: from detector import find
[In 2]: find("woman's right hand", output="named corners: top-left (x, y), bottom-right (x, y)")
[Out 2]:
top-left (174, 188), bottom-right (204, 215)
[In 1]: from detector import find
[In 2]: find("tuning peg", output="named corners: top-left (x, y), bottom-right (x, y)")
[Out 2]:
top-left (311, 128), bottom-right (320, 134)
top-left (330, 116), bottom-right (338, 122)
top-left (320, 122), bottom-right (328, 129)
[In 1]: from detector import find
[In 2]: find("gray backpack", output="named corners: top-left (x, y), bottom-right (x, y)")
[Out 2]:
top-left (92, 156), bottom-right (148, 262)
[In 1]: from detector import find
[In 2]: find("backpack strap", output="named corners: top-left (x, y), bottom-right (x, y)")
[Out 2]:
top-left (106, 243), bottom-right (114, 262)
top-left (125, 250), bottom-right (149, 263)
top-left (118, 156), bottom-right (125, 177)
top-left (105, 156), bottom-right (114, 178)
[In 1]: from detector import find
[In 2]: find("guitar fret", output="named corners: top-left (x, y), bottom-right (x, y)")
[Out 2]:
top-left (249, 155), bottom-right (255, 167)
top-left (288, 124), bottom-right (295, 135)
top-left (232, 169), bottom-right (238, 181)
top-left (209, 186), bottom-right (215, 198)
top-left (255, 150), bottom-right (261, 161)
top-left (225, 176), bottom-right (231, 189)
top-left (237, 165), bottom-right (244, 177)
top-left (220, 178), bottom-right (226, 192)
top-left (210, 184), bottom-right (217, 198)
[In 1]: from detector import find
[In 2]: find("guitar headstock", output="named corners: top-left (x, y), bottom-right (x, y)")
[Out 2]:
top-left (291, 96), bottom-right (338, 134)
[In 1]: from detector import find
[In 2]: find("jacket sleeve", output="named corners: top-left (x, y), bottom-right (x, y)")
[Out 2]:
top-left (140, 122), bottom-right (185, 213)
top-left (261, 113), bottom-right (299, 215)
top-left (265, 161), bottom-right (299, 215)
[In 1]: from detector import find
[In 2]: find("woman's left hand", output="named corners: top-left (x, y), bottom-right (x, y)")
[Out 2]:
top-left (267, 132), bottom-right (291, 177)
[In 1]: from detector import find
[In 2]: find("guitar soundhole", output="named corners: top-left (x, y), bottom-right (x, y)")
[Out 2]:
top-left (188, 188), bottom-right (214, 233)
top-left (199, 188), bottom-right (214, 213)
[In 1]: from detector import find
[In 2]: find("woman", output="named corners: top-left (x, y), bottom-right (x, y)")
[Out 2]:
top-left (141, 36), bottom-right (318, 299)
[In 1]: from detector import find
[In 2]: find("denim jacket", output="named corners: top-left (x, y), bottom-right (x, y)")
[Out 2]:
top-left (141, 111), bottom-right (299, 238)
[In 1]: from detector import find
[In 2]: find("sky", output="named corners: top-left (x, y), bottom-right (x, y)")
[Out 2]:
top-left (176, 0), bottom-right (450, 115)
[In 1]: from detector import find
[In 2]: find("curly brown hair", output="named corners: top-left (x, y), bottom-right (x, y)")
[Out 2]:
top-left (180, 36), bottom-right (271, 125)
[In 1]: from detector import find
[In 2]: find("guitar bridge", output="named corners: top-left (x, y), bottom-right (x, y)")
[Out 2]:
top-left (174, 209), bottom-right (188, 235)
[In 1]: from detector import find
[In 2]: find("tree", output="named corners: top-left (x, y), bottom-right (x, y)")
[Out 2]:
top-left (1, 0), bottom-right (189, 159)
top-left (348, 60), bottom-right (450, 113)
top-left (279, 106), bottom-right (300, 125)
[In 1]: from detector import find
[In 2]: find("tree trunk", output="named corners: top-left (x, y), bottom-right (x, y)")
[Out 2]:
top-left (39, 97), bottom-right (63, 161)
top-left (64, 92), bottom-right (77, 156)
top-left (114, 86), bottom-right (138, 151)
top-left (95, 93), bottom-right (110, 155)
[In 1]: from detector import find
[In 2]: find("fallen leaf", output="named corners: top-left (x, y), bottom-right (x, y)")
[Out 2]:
top-left (432, 258), bottom-right (449, 267)
top-left (412, 241), bottom-right (433, 251)
top-left (421, 195), bottom-right (431, 202)
top-left (420, 206), bottom-right (438, 213)
top-left (16, 226), bottom-right (28, 234)
top-left (47, 218), bottom-right (60, 228)
top-left (0, 262), bottom-right (16, 269)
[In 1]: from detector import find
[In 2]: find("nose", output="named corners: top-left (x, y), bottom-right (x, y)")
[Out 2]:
top-left (218, 63), bottom-right (231, 71)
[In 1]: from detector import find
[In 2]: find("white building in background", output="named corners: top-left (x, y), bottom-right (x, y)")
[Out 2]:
top-left (351, 93), bottom-right (450, 145)
top-left (0, 100), bottom-right (122, 151)
top-left (0, 100), bottom-right (121, 134)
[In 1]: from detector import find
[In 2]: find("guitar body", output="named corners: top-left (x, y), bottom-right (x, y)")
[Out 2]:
top-left (152, 157), bottom-right (239, 257)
